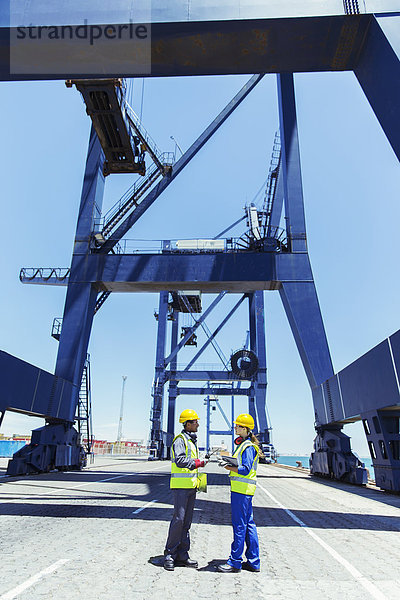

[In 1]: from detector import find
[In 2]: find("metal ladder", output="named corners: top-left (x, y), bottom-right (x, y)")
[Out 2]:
top-left (260, 130), bottom-right (281, 237)
top-left (76, 355), bottom-right (94, 462)
top-left (101, 156), bottom-right (173, 238)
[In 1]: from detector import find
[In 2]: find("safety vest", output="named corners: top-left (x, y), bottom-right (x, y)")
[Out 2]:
top-left (229, 439), bottom-right (259, 496)
top-left (170, 433), bottom-right (199, 489)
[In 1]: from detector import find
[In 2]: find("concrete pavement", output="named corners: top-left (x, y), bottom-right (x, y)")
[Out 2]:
top-left (0, 457), bottom-right (400, 599)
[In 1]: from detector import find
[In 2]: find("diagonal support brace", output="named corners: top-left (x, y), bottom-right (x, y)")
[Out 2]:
top-left (98, 74), bottom-right (264, 254)
top-left (184, 294), bottom-right (248, 371)
top-left (164, 292), bottom-right (227, 366)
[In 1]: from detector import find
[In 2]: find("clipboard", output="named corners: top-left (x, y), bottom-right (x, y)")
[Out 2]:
top-left (220, 456), bottom-right (238, 467)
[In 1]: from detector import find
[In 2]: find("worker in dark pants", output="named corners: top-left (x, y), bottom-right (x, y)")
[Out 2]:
top-left (164, 409), bottom-right (206, 571)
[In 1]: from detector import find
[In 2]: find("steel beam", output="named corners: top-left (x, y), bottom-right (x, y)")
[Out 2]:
top-left (166, 310), bottom-right (179, 451)
top-left (21, 249), bottom-right (321, 291)
top-left (314, 331), bottom-right (400, 425)
top-left (354, 14), bottom-right (400, 162)
top-left (248, 293), bottom-right (258, 429)
top-left (0, 351), bottom-right (76, 421)
top-left (249, 291), bottom-right (270, 440)
top-left (54, 127), bottom-right (105, 421)
top-left (150, 291), bottom-right (169, 453)
top-left (277, 73), bottom-right (307, 253)
top-left (0, 14), bottom-right (373, 81)
top-left (275, 73), bottom-right (334, 390)
top-left (280, 281), bottom-right (334, 390)
top-left (313, 328), bottom-right (400, 491)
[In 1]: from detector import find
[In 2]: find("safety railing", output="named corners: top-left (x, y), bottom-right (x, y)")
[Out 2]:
top-left (103, 230), bottom-right (287, 255)
top-left (124, 101), bottom-right (164, 166)
top-left (20, 268), bottom-right (71, 282)
top-left (51, 317), bottom-right (63, 339)
top-left (101, 238), bottom-right (230, 255)
top-left (169, 363), bottom-right (230, 372)
top-left (101, 163), bottom-right (162, 228)
top-left (95, 152), bottom-right (175, 237)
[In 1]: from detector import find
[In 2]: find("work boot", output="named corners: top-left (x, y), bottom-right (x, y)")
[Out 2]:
top-left (217, 563), bottom-right (240, 573)
top-left (163, 556), bottom-right (175, 571)
top-left (241, 562), bottom-right (260, 572)
top-left (175, 558), bottom-right (198, 568)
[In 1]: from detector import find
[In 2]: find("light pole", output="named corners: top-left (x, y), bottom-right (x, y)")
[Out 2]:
top-left (117, 376), bottom-right (127, 442)
top-left (170, 135), bottom-right (184, 157)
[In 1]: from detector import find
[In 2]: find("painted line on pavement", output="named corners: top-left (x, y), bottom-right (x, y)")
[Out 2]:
top-left (258, 484), bottom-right (387, 600)
top-left (132, 498), bottom-right (158, 514)
top-left (0, 559), bottom-right (69, 599)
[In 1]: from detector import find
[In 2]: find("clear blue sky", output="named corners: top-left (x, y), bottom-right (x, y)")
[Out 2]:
top-left (1, 70), bottom-right (399, 456)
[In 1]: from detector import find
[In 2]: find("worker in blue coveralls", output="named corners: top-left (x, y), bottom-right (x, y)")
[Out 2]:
top-left (164, 409), bottom-right (207, 571)
top-left (217, 413), bottom-right (261, 573)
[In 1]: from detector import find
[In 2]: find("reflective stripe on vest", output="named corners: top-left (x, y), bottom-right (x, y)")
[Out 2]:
top-left (229, 439), bottom-right (258, 496)
top-left (170, 433), bottom-right (199, 489)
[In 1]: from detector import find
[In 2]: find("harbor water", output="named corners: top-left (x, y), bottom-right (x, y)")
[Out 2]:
top-left (277, 455), bottom-right (375, 480)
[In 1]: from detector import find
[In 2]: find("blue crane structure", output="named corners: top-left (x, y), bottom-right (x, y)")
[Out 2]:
top-left (0, 2), bottom-right (399, 490)
top-left (150, 287), bottom-right (271, 460)
top-left (149, 145), bottom-right (281, 461)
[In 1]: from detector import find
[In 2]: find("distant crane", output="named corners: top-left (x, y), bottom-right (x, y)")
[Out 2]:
top-left (117, 376), bottom-right (127, 442)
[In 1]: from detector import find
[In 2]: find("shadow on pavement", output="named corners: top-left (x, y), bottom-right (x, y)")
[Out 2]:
top-left (148, 555), bottom-right (164, 567)
top-left (1, 496), bottom-right (400, 532)
top-left (149, 556), bottom-right (227, 572)
top-left (197, 559), bottom-right (227, 572)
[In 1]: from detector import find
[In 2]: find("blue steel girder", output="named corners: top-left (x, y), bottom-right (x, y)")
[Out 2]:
top-left (0, 351), bottom-right (77, 421)
top-left (248, 293), bottom-right (258, 429)
top-left (54, 126), bottom-right (105, 421)
top-left (314, 330), bottom-right (400, 426)
top-left (354, 14), bottom-right (400, 162)
top-left (249, 291), bottom-right (269, 439)
top-left (314, 328), bottom-right (400, 491)
top-left (19, 250), bottom-right (319, 291)
top-left (21, 250), bottom-right (314, 291)
top-left (0, 13), bottom-right (374, 80)
top-left (167, 310), bottom-right (179, 443)
top-left (280, 281), bottom-right (334, 391)
top-left (277, 73), bottom-right (306, 253)
top-left (276, 70), bottom-right (334, 391)
top-left (150, 290), bottom-right (169, 445)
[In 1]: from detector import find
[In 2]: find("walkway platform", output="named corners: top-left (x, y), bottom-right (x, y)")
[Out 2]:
top-left (0, 458), bottom-right (399, 599)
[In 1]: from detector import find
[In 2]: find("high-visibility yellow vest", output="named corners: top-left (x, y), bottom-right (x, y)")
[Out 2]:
top-left (229, 439), bottom-right (259, 496)
top-left (170, 433), bottom-right (199, 489)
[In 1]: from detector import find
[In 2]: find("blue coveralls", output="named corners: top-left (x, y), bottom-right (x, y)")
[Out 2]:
top-left (227, 445), bottom-right (260, 570)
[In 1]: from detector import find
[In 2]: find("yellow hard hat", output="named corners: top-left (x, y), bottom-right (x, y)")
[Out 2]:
top-left (233, 413), bottom-right (254, 430)
top-left (179, 409), bottom-right (199, 423)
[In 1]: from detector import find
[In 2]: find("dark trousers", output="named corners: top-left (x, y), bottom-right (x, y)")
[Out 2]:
top-left (165, 488), bottom-right (197, 561)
